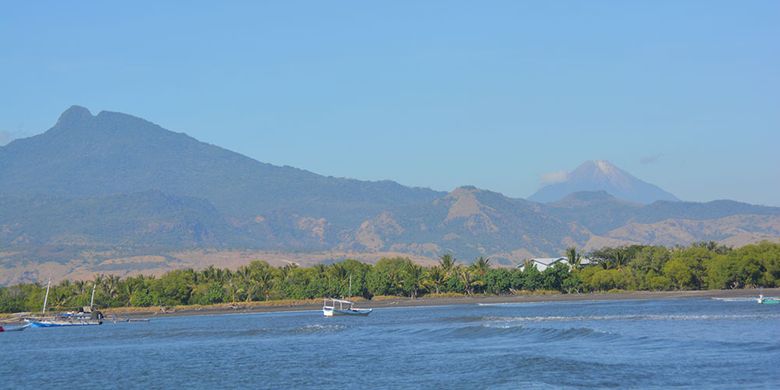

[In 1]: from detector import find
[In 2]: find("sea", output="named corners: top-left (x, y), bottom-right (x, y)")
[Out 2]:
top-left (2, 297), bottom-right (778, 389)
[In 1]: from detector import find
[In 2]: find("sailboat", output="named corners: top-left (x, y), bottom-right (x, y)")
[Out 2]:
top-left (25, 280), bottom-right (104, 327)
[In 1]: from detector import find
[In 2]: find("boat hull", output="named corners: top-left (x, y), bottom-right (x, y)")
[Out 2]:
top-left (1, 324), bottom-right (31, 332)
top-left (27, 320), bottom-right (102, 327)
top-left (323, 308), bottom-right (372, 317)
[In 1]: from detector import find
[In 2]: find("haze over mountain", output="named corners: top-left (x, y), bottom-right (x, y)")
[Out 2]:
top-left (529, 160), bottom-right (679, 204)
top-left (1, 106), bottom-right (779, 284)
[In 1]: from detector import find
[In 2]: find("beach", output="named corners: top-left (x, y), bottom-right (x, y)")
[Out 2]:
top-left (97, 287), bottom-right (779, 319)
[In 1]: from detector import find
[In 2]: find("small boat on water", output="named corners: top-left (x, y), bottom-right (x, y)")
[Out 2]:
top-left (322, 298), bottom-right (372, 317)
top-left (0, 324), bottom-right (31, 332)
top-left (25, 279), bottom-right (104, 327)
top-left (27, 310), bottom-right (104, 327)
top-left (757, 294), bottom-right (780, 305)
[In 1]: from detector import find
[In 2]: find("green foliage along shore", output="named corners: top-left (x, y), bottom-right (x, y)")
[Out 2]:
top-left (2, 241), bottom-right (779, 313)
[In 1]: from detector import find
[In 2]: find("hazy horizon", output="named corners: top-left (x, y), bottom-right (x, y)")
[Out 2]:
top-left (2, 1), bottom-right (778, 206)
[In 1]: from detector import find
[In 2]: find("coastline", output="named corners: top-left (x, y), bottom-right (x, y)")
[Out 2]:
top-left (100, 288), bottom-right (779, 320)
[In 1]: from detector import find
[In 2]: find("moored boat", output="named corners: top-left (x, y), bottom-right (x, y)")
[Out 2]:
top-left (322, 298), bottom-right (372, 317)
top-left (1, 323), bottom-right (31, 332)
top-left (27, 310), bottom-right (104, 327)
top-left (24, 279), bottom-right (104, 327)
top-left (757, 294), bottom-right (780, 305)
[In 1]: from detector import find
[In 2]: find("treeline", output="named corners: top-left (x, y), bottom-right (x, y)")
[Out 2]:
top-left (1, 241), bottom-right (779, 313)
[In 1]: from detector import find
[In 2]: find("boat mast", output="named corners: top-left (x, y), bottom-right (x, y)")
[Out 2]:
top-left (42, 278), bottom-right (51, 315)
top-left (348, 274), bottom-right (352, 298)
top-left (90, 282), bottom-right (97, 309)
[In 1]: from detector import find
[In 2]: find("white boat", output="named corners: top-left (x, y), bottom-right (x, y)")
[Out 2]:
top-left (0, 324), bottom-right (31, 332)
top-left (322, 298), bottom-right (372, 317)
top-left (757, 294), bottom-right (780, 305)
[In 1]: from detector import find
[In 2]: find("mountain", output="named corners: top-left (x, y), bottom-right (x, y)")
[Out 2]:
top-left (529, 160), bottom-right (679, 204)
top-left (0, 106), bottom-right (443, 224)
top-left (0, 191), bottom-right (235, 249)
top-left (1, 106), bottom-right (779, 284)
top-left (546, 191), bottom-right (780, 235)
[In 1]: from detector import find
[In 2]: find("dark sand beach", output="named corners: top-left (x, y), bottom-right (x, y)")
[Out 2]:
top-left (97, 288), bottom-right (779, 320)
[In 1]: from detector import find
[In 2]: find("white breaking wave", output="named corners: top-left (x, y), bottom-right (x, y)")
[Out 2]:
top-left (480, 313), bottom-right (780, 323)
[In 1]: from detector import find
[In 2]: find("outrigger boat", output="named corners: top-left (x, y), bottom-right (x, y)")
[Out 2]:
top-left (757, 294), bottom-right (780, 305)
top-left (322, 298), bottom-right (372, 317)
top-left (25, 279), bottom-right (104, 327)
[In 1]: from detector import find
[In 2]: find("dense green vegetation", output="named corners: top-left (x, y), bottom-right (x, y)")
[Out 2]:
top-left (2, 241), bottom-right (779, 313)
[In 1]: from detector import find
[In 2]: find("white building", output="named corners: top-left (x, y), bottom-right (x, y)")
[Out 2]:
top-left (517, 257), bottom-right (592, 272)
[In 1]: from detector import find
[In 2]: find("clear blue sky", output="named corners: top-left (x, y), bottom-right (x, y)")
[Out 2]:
top-left (2, 1), bottom-right (778, 205)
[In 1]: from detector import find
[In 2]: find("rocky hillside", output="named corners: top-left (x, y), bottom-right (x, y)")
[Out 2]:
top-left (2, 107), bottom-right (779, 284)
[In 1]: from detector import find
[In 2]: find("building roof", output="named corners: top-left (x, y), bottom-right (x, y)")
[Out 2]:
top-left (529, 257), bottom-right (568, 265)
top-left (517, 256), bottom-right (594, 268)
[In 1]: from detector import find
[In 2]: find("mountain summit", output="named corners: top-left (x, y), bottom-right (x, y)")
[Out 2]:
top-left (2, 107), bottom-right (779, 284)
top-left (529, 160), bottom-right (679, 204)
top-left (0, 105), bottom-right (442, 219)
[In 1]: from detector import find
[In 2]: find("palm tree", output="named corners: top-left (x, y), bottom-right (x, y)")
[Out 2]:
top-left (424, 266), bottom-right (446, 294)
top-left (457, 266), bottom-right (475, 295)
top-left (235, 265), bottom-right (254, 302)
top-left (615, 249), bottom-right (628, 269)
top-left (119, 280), bottom-right (137, 307)
top-left (103, 275), bottom-right (121, 306)
top-left (327, 263), bottom-right (350, 297)
top-left (52, 280), bottom-right (73, 310)
top-left (439, 254), bottom-right (456, 275)
top-left (565, 247), bottom-right (582, 269)
top-left (471, 256), bottom-right (491, 276)
top-left (250, 264), bottom-right (275, 301)
top-left (403, 262), bottom-right (424, 299)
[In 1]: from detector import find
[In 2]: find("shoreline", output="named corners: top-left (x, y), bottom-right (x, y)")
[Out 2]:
top-left (99, 288), bottom-right (779, 320)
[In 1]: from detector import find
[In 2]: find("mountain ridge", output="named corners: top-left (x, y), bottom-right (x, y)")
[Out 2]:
top-left (1, 106), bottom-right (779, 284)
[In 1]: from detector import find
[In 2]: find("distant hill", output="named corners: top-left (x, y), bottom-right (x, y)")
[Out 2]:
top-left (1, 106), bottom-right (779, 284)
top-left (546, 191), bottom-right (780, 235)
top-left (529, 160), bottom-right (679, 204)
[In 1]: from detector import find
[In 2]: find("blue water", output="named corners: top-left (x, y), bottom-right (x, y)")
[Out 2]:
top-left (2, 298), bottom-right (778, 389)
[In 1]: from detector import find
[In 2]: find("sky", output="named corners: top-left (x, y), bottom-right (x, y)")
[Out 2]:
top-left (1, 1), bottom-right (778, 205)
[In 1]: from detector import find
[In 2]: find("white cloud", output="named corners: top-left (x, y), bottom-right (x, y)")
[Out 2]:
top-left (640, 153), bottom-right (664, 165)
top-left (540, 170), bottom-right (569, 185)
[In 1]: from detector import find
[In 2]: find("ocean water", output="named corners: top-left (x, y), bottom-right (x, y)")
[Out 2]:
top-left (2, 298), bottom-right (778, 389)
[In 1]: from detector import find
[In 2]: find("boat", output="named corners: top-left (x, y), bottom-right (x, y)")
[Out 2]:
top-left (322, 298), bottom-right (373, 317)
top-left (757, 294), bottom-right (780, 305)
top-left (27, 310), bottom-right (104, 327)
top-left (25, 279), bottom-right (104, 327)
top-left (0, 324), bottom-right (31, 332)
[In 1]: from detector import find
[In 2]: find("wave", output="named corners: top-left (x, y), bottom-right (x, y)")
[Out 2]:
top-left (291, 324), bottom-right (347, 334)
top-left (479, 313), bottom-right (780, 322)
top-left (711, 297), bottom-right (761, 302)
top-left (382, 322), bottom-right (618, 342)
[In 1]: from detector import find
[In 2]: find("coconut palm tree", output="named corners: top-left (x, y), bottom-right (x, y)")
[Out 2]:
top-left (471, 256), bottom-right (491, 276)
top-left (424, 266), bottom-right (446, 294)
top-left (327, 263), bottom-right (350, 297)
top-left (457, 266), bottom-right (476, 295)
top-left (439, 254), bottom-right (456, 275)
top-left (565, 247), bottom-right (582, 269)
top-left (249, 263), bottom-right (275, 301)
top-left (403, 262), bottom-right (424, 299)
